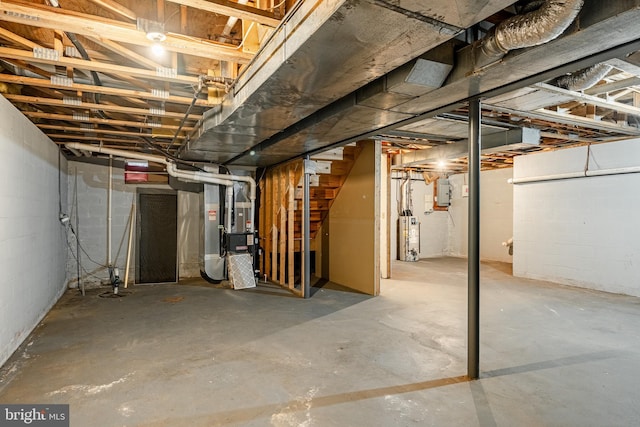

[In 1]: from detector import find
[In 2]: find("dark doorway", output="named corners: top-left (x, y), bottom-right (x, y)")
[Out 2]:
top-left (137, 191), bottom-right (178, 283)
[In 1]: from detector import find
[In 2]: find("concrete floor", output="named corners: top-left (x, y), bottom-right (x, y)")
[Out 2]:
top-left (1, 257), bottom-right (639, 426)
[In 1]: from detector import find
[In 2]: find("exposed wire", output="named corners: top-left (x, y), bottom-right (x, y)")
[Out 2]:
top-left (166, 79), bottom-right (204, 154)
top-left (63, 227), bottom-right (107, 282)
top-left (66, 223), bottom-right (109, 268)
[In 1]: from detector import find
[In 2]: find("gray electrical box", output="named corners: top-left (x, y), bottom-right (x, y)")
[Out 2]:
top-left (436, 179), bottom-right (450, 207)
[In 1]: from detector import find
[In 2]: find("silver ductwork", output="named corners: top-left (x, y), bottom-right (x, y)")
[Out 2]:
top-left (481, 0), bottom-right (584, 57)
top-left (555, 63), bottom-right (614, 91)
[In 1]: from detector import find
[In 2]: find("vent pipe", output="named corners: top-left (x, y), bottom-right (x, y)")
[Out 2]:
top-left (555, 63), bottom-right (614, 91)
top-left (64, 143), bottom-right (256, 232)
top-left (481, 0), bottom-right (584, 58)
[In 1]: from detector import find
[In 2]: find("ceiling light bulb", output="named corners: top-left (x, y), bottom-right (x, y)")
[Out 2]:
top-left (437, 160), bottom-right (446, 169)
top-left (151, 43), bottom-right (165, 56)
top-left (249, 150), bottom-right (256, 156)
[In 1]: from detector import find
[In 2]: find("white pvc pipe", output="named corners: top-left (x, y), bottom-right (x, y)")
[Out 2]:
top-left (107, 155), bottom-right (113, 266)
top-left (67, 147), bottom-right (83, 157)
top-left (65, 143), bottom-right (257, 232)
top-left (509, 166), bottom-right (640, 184)
top-left (226, 186), bottom-right (234, 233)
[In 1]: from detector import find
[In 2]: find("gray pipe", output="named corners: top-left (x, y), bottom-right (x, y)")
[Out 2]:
top-left (481, 0), bottom-right (584, 57)
top-left (555, 63), bottom-right (614, 91)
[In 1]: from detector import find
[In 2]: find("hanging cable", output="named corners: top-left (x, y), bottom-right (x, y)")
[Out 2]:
top-left (165, 78), bottom-right (205, 154)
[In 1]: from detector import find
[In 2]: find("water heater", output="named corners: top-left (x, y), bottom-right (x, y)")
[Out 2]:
top-left (398, 216), bottom-right (420, 262)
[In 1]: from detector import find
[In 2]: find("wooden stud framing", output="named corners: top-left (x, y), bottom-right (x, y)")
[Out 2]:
top-left (271, 169), bottom-right (278, 282)
top-left (287, 166), bottom-right (295, 289)
top-left (279, 168), bottom-right (286, 285)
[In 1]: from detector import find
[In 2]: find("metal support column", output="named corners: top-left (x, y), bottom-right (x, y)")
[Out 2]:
top-left (303, 155), bottom-right (311, 298)
top-left (468, 97), bottom-right (481, 380)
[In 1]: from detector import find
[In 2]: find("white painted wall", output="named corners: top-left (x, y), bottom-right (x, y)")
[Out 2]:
top-left (0, 95), bottom-right (68, 367)
top-left (389, 172), bottom-right (449, 260)
top-left (447, 168), bottom-right (514, 263)
top-left (67, 161), bottom-right (201, 286)
top-left (513, 139), bottom-right (640, 297)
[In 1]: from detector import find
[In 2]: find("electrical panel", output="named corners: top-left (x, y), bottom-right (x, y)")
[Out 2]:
top-left (436, 178), bottom-right (450, 207)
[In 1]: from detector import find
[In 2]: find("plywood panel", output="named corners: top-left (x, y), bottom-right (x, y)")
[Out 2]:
top-left (328, 141), bottom-right (380, 295)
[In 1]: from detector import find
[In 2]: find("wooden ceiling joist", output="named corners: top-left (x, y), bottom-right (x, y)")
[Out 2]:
top-left (26, 111), bottom-right (195, 131)
top-left (4, 94), bottom-right (203, 120)
top-left (165, 0), bottom-right (281, 27)
top-left (47, 134), bottom-right (148, 144)
top-left (87, 37), bottom-right (164, 70)
top-left (0, 47), bottom-right (200, 85)
top-left (38, 124), bottom-right (187, 139)
top-left (0, 1), bottom-right (254, 63)
top-left (87, 0), bottom-right (137, 22)
top-left (0, 74), bottom-right (210, 106)
top-left (0, 27), bottom-right (42, 50)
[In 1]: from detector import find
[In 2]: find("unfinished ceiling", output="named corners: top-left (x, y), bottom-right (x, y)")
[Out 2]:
top-left (0, 0), bottom-right (639, 170)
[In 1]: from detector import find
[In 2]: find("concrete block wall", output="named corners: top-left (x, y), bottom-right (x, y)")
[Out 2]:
top-left (0, 95), bottom-right (68, 367)
top-left (67, 160), bottom-right (201, 287)
top-left (513, 139), bottom-right (640, 297)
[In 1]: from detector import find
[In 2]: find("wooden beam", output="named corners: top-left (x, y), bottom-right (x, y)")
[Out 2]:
top-left (37, 124), bottom-right (185, 139)
top-left (26, 111), bottom-right (195, 131)
top-left (2, 59), bottom-right (53, 78)
top-left (87, 37), bottom-right (164, 70)
top-left (0, 27), bottom-right (42, 49)
top-left (165, 0), bottom-right (281, 27)
top-left (4, 94), bottom-right (202, 120)
top-left (0, 2), bottom-right (253, 63)
top-left (87, 0), bottom-right (137, 21)
top-left (47, 134), bottom-right (150, 145)
top-left (0, 47), bottom-right (200, 85)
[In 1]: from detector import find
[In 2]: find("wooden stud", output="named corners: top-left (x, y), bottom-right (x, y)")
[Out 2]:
top-left (271, 169), bottom-right (278, 282)
top-left (279, 168), bottom-right (286, 285)
top-left (287, 165), bottom-right (295, 289)
top-left (258, 171), bottom-right (266, 278)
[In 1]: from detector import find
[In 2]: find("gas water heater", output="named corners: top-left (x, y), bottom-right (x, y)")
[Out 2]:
top-left (398, 216), bottom-right (420, 262)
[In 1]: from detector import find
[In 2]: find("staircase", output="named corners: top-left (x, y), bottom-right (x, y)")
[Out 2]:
top-left (293, 145), bottom-right (361, 244)
top-left (259, 144), bottom-right (361, 292)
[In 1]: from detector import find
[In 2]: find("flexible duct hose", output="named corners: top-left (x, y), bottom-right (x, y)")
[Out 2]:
top-left (481, 0), bottom-right (584, 57)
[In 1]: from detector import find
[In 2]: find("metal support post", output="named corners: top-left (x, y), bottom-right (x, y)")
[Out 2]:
top-left (468, 97), bottom-right (481, 380)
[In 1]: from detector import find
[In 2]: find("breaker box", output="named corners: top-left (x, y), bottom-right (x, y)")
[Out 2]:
top-left (398, 216), bottom-right (420, 262)
top-left (436, 178), bottom-right (450, 207)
